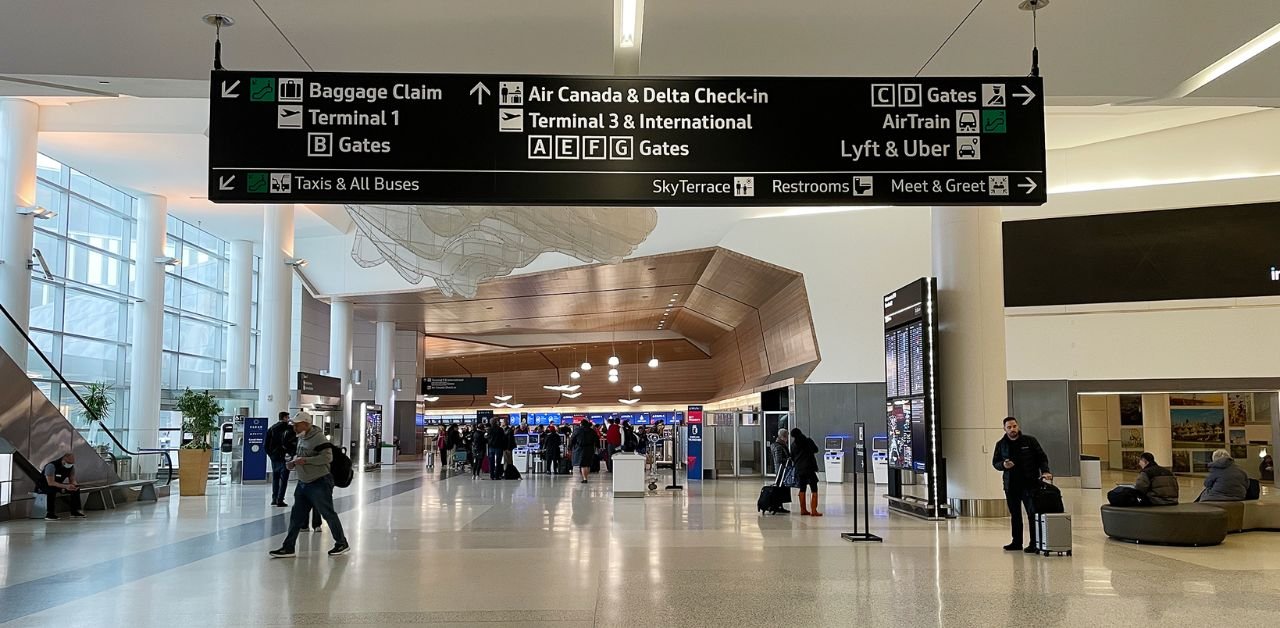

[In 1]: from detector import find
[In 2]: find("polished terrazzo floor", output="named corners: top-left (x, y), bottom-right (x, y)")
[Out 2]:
top-left (2, 464), bottom-right (1279, 627)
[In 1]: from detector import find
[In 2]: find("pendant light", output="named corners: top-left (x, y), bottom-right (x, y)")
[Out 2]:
top-left (580, 345), bottom-right (592, 371)
top-left (569, 345), bottom-right (581, 379)
top-left (648, 339), bottom-right (659, 368)
top-left (631, 343), bottom-right (643, 393)
top-left (607, 314), bottom-right (620, 366)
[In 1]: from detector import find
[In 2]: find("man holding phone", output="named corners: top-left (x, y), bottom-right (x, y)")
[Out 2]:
top-left (992, 416), bottom-right (1051, 553)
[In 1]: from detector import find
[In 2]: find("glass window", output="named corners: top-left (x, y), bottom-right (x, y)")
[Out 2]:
top-left (181, 245), bottom-right (223, 288)
top-left (66, 242), bottom-right (123, 291)
top-left (179, 280), bottom-right (224, 320)
top-left (67, 197), bottom-right (127, 254)
top-left (34, 186), bottom-right (68, 235)
top-left (63, 290), bottom-right (121, 341)
top-left (176, 354), bottom-right (219, 389)
top-left (163, 275), bottom-right (179, 308)
top-left (60, 336), bottom-right (119, 383)
top-left (177, 317), bottom-right (221, 358)
top-left (33, 231), bottom-right (65, 276)
top-left (70, 170), bottom-right (129, 211)
top-left (25, 331), bottom-right (56, 381)
top-left (36, 154), bottom-right (65, 185)
top-left (162, 313), bottom-right (178, 352)
top-left (29, 281), bottom-right (60, 331)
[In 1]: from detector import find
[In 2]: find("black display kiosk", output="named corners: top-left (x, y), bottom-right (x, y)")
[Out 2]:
top-left (883, 278), bottom-right (951, 519)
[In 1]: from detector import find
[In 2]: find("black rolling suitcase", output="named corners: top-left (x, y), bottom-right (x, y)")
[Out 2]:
top-left (758, 462), bottom-right (793, 514)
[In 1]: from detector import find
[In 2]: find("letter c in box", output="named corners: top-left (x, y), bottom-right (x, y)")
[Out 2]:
top-left (554, 136), bottom-right (581, 160)
top-left (609, 136), bottom-right (634, 160)
top-left (871, 84), bottom-right (896, 107)
top-left (583, 136), bottom-right (607, 160)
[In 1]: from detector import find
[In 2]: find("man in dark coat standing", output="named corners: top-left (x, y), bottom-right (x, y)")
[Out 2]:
top-left (992, 416), bottom-right (1051, 553)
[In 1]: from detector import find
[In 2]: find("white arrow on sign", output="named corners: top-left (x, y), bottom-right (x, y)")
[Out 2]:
top-left (470, 81), bottom-right (491, 105)
top-left (221, 80), bottom-right (241, 99)
top-left (218, 175), bottom-right (236, 191)
top-left (1015, 85), bottom-right (1036, 106)
top-left (1017, 177), bottom-right (1038, 194)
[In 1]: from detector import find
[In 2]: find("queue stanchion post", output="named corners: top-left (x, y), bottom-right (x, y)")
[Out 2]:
top-left (842, 422), bottom-right (883, 543)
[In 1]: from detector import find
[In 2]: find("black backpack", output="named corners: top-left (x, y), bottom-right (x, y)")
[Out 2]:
top-left (622, 429), bottom-right (638, 452)
top-left (317, 443), bottom-right (354, 488)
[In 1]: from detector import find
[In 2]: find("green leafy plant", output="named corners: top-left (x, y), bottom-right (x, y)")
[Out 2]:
top-left (175, 388), bottom-right (221, 450)
top-left (78, 382), bottom-right (113, 425)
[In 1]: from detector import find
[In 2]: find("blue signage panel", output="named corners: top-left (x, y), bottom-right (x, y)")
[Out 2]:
top-left (242, 417), bottom-right (269, 482)
top-left (687, 422), bottom-right (703, 481)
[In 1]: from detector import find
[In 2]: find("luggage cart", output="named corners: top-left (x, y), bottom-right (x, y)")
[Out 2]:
top-left (452, 450), bottom-right (469, 472)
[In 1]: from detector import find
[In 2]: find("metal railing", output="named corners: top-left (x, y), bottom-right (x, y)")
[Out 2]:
top-left (0, 302), bottom-right (173, 486)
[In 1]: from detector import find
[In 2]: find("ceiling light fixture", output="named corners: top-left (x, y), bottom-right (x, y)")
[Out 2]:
top-left (632, 384), bottom-right (643, 393)
top-left (608, 374), bottom-right (619, 384)
top-left (17, 206), bottom-right (56, 220)
top-left (608, 355), bottom-right (620, 366)
top-left (619, 0), bottom-right (640, 48)
top-left (1168, 21), bottom-right (1280, 98)
top-left (608, 368), bottom-right (618, 377)
top-left (508, 403), bottom-right (524, 409)
top-left (649, 339), bottom-right (659, 368)
top-left (490, 401), bottom-right (508, 408)
top-left (424, 396), bottom-right (439, 403)
top-left (494, 394), bottom-right (513, 402)
top-left (619, 398), bottom-right (639, 405)
top-left (562, 392), bottom-right (583, 399)
top-left (570, 370), bottom-right (581, 380)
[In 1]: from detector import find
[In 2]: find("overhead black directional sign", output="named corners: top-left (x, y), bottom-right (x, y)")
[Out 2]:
top-left (208, 71), bottom-right (1046, 206)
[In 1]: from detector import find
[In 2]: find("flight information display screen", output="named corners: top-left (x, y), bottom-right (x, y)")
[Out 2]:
top-left (883, 278), bottom-right (938, 473)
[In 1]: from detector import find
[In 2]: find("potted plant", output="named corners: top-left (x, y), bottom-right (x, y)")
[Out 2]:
top-left (175, 388), bottom-right (221, 496)
top-left (78, 381), bottom-right (113, 425)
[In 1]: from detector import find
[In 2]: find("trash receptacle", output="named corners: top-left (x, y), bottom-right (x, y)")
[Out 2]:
top-left (1080, 455), bottom-right (1102, 489)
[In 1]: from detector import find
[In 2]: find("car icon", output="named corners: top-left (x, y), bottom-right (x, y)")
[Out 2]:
top-left (958, 143), bottom-right (976, 158)
top-left (958, 111), bottom-right (977, 132)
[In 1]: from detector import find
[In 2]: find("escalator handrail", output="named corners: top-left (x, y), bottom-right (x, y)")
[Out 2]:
top-left (0, 301), bottom-right (174, 486)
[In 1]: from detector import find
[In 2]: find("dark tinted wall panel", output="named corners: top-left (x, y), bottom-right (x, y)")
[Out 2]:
top-left (1003, 202), bottom-right (1280, 307)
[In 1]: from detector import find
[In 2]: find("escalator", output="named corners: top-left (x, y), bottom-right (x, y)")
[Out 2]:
top-left (0, 303), bottom-right (171, 519)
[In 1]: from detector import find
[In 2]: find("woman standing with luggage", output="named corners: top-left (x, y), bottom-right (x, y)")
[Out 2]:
top-left (789, 428), bottom-right (822, 516)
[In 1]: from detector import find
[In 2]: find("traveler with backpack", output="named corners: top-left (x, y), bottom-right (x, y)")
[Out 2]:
top-left (269, 418), bottom-right (350, 558)
top-left (620, 421), bottom-right (638, 453)
top-left (265, 411), bottom-right (297, 507)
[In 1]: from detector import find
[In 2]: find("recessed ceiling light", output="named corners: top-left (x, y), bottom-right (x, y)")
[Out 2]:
top-left (1168, 21), bottom-right (1280, 98)
top-left (98, 80), bottom-right (110, 85)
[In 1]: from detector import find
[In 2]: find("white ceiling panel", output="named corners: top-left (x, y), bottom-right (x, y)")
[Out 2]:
top-left (0, 1), bottom-right (307, 80)
top-left (925, 0), bottom-right (1280, 102)
top-left (640, 0), bottom-right (979, 76)
top-left (260, 0), bottom-right (615, 74)
top-left (1190, 41), bottom-right (1280, 99)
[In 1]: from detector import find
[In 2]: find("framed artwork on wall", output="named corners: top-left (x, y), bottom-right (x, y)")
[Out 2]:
top-left (1121, 428), bottom-right (1144, 449)
top-left (1169, 393), bottom-right (1224, 407)
top-left (1228, 393), bottom-right (1250, 427)
top-left (1172, 451), bottom-right (1191, 473)
top-left (1172, 408), bottom-right (1226, 449)
top-left (1119, 394), bottom-right (1143, 426)
top-left (1121, 450), bottom-right (1143, 471)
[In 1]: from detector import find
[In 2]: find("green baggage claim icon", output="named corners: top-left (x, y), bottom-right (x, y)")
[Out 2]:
top-left (247, 173), bottom-right (269, 193)
top-left (982, 109), bottom-right (1007, 134)
top-left (250, 78), bottom-right (276, 102)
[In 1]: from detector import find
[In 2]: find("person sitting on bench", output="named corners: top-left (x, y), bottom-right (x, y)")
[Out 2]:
top-left (42, 453), bottom-right (86, 521)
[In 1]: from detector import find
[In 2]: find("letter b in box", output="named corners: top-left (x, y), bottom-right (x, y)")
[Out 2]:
top-left (308, 132), bottom-right (333, 157)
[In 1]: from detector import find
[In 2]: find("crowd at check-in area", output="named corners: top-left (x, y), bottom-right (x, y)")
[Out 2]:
top-left (432, 417), bottom-right (663, 482)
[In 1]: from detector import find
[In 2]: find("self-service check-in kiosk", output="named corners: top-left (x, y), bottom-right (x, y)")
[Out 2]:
top-left (871, 434), bottom-right (889, 485)
top-left (824, 435), bottom-right (846, 484)
top-left (514, 433), bottom-right (539, 473)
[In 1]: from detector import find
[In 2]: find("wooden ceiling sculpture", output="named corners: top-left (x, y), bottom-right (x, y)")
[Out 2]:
top-left (346, 247), bottom-right (820, 408)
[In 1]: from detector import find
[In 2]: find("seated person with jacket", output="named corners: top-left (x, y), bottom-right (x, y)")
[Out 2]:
top-left (1197, 449), bottom-right (1249, 502)
top-left (1132, 452), bottom-right (1179, 506)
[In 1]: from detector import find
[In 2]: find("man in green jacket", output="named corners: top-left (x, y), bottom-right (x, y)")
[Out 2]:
top-left (1134, 453), bottom-right (1179, 506)
top-left (269, 418), bottom-right (350, 558)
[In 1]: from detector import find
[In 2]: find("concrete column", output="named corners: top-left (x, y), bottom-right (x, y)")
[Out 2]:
top-left (257, 205), bottom-right (294, 420)
top-left (932, 206), bottom-right (1009, 504)
top-left (375, 321), bottom-right (396, 447)
top-left (329, 301), bottom-right (354, 449)
top-left (226, 239), bottom-right (253, 389)
top-left (128, 195), bottom-right (168, 476)
top-left (0, 99), bottom-right (39, 369)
